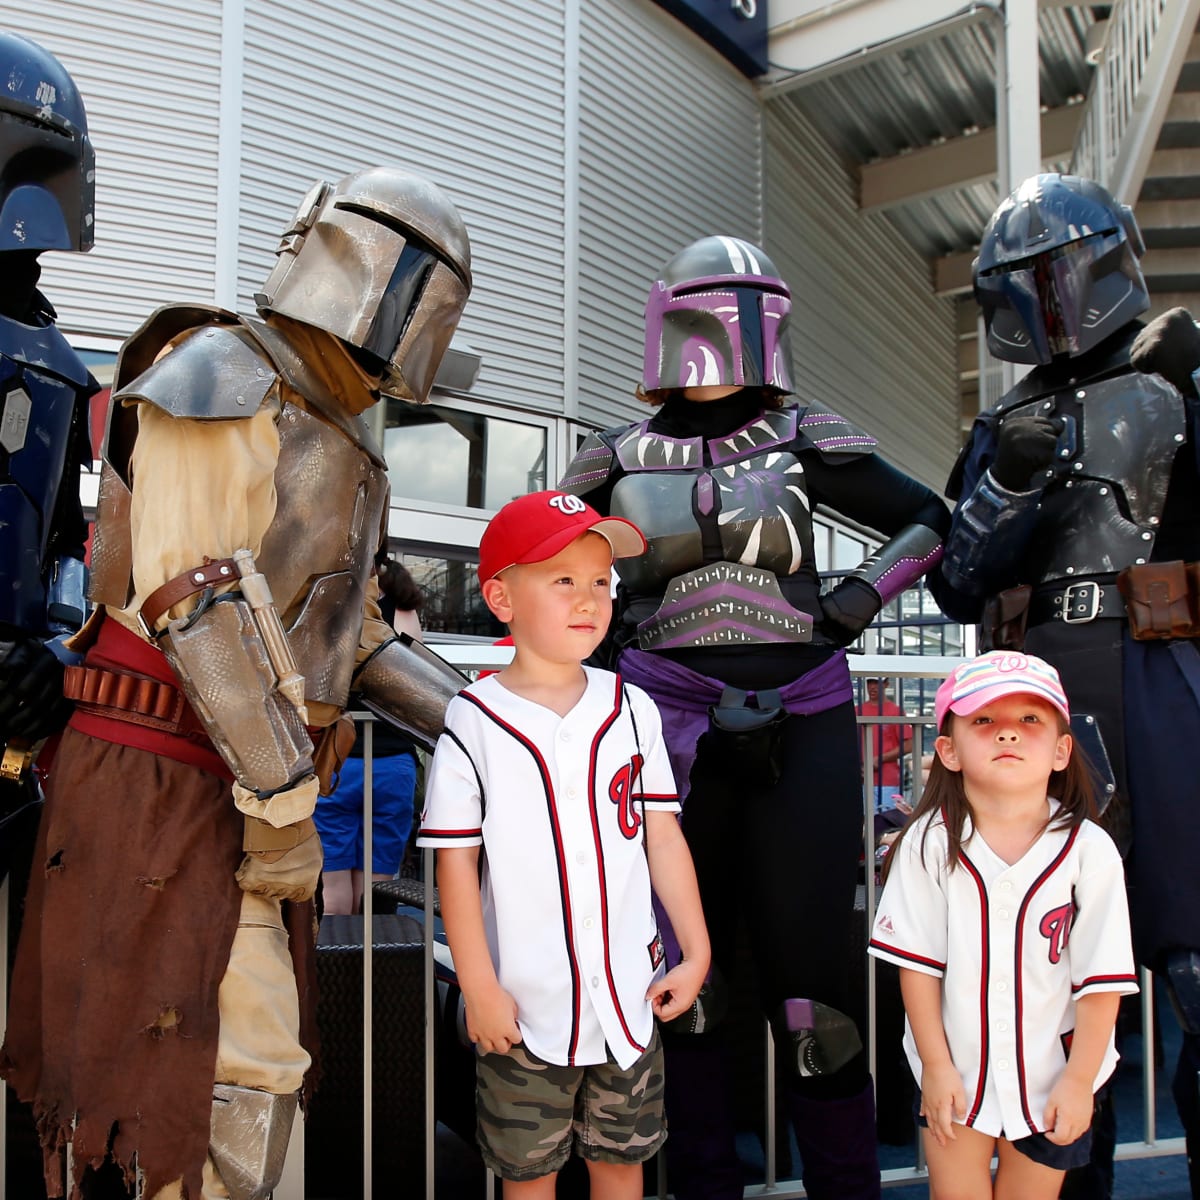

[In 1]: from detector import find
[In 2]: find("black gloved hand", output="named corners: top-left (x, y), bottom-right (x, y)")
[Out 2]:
top-left (991, 415), bottom-right (1062, 491)
top-left (0, 633), bottom-right (71, 743)
top-left (1131, 307), bottom-right (1200, 399)
top-left (818, 576), bottom-right (882, 647)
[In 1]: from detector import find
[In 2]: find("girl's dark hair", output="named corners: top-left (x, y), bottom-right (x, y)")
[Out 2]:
top-left (880, 711), bottom-right (1099, 884)
top-left (633, 384), bottom-right (788, 409)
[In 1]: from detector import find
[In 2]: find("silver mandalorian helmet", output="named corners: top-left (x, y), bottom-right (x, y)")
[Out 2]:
top-left (974, 173), bottom-right (1149, 365)
top-left (0, 32), bottom-right (95, 253)
top-left (642, 235), bottom-right (795, 394)
top-left (255, 167), bottom-right (472, 403)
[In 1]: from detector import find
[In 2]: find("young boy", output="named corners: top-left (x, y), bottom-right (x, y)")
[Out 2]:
top-left (418, 490), bottom-right (710, 1198)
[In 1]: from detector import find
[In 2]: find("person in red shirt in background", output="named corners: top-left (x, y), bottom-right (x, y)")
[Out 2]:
top-left (857, 677), bottom-right (913, 812)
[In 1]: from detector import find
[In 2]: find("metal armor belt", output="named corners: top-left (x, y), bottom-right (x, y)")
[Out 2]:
top-left (635, 562), bottom-right (814, 651)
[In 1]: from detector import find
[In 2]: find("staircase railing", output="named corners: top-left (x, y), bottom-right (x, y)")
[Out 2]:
top-left (1070, 0), bottom-right (1200, 200)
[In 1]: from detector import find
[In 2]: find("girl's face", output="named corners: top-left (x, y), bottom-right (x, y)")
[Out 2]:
top-left (934, 693), bottom-right (1072, 796)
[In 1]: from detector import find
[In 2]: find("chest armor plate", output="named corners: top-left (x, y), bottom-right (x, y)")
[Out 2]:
top-left (258, 404), bottom-right (389, 707)
top-left (607, 408), bottom-right (815, 594)
top-left (0, 358), bottom-right (83, 630)
top-left (1011, 371), bottom-right (1184, 582)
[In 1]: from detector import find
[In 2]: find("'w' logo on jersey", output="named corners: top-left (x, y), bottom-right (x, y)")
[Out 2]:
top-left (1039, 902), bottom-right (1074, 964)
top-left (609, 754), bottom-right (644, 840)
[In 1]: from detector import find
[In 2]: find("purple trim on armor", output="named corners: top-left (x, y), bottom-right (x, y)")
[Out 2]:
top-left (650, 580), bottom-right (803, 619)
top-left (708, 407), bottom-right (798, 465)
top-left (812, 434), bottom-right (876, 451)
top-left (697, 473), bottom-right (714, 515)
top-left (760, 292), bottom-right (793, 393)
top-left (873, 545), bottom-right (944, 605)
top-left (644, 617), bottom-right (808, 650)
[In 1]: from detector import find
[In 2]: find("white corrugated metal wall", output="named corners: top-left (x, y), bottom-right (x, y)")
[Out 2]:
top-left (764, 100), bottom-right (959, 492)
top-left (237, 0), bottom-right (569, 416)
top-left (574, 0), bottom-right (764, 432)
top-left (3, 1), bottom-right (223, 341)
top-left (6, 1), bottom-right (958, 488)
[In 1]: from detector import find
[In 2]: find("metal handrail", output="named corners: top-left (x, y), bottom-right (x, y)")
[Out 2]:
top-left (1070, 0), bottom-right (1167, 187)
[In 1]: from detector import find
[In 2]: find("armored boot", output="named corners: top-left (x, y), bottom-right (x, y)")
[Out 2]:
top-left (787, 1081), bottom-right (882, 1200)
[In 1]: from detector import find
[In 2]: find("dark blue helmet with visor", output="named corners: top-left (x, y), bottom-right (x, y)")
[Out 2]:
top-left (974, 173), bottom-right (1148, 365)
top-left (0, 32), bottom-right (95, 253)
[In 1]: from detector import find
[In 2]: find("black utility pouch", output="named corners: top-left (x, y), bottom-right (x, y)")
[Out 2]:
top-left (704, 686), bottom-right (786, 786)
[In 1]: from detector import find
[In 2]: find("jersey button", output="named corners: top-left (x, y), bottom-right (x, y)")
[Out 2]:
top-left (998, 1022), bottom-right (1008, 1033)
top-left (591, 976), bottom-right (600, 988)
top-left (568, 787), bottom-right (577, 798)
top-left (583, 917), bottom-right (594, 929)
top-left (561, 731), bottom-right (571, 741)
top-left (1000, 881), bottom-right (1013, 891)
top-left (998, 1059), bottom-right (1010, 1071)
top-left (998, 909), bottom-right (1010, 919)
top-left (997, 980), bottom-right (1009, 992)
top-left (576, 852), bottom-right (587, 864)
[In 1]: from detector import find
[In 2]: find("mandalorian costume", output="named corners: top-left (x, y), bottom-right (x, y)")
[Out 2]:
top-left (1, 167), bottom-right (473, 1200)
top-left (0, 32), bottom-right (96, 881)
top-left (561, 236), bottom-right (949, 1200)
top-left (932, 172), bottom-right (1200, 1199)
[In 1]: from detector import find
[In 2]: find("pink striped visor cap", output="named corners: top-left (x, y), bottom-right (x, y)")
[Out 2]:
top-left (934, 651), bottom-right (1070, 731)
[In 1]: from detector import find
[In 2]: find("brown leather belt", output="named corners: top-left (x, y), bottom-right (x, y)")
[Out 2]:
top-left (139, 556), bottom-right (239, 635)
top-left (63, 662), bottom-right (208, 738)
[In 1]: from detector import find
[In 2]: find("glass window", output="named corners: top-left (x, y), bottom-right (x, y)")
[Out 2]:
top-left (401, 552), bottom-right (506, 639)
top-left (833, 531), bottom-right (867, 572)
top-left (384, 401), bottom-right (547, 510)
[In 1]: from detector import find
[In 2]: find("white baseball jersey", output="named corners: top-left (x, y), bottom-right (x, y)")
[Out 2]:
top-left (417, 667), bottom-right (680, 1070)
top-left (868, 805), bottom-right (1137, 1139)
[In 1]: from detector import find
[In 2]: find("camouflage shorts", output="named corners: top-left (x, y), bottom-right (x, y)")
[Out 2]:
top-left (475, 1031), bottom-right (666, 1181)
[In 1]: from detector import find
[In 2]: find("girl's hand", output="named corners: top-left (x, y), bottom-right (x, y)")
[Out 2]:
top-left (647, 958), bottom-right (708, 1022)
top-left (920, 1061), bottom-right (966, 1147)
top-left (463, 982), bottom-right (522, 1055)
top-left (1043, 1074), bottom-right (1094, 1145)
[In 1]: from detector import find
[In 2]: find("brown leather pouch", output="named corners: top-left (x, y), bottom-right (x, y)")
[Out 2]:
top-left (979, 585), bottom-right (1031, 651)
top-left (312, 714), bottom-right (358, 796)
top-left (1117, 560), bottom-right (1198, 640)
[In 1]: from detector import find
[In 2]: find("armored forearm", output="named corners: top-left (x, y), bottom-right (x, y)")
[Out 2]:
top-left (353, 634), bottom-right (469, 751)
top-left (940, 469), bottom-right (1042, 596)
top-left (159, 590), bottom-right (314, 797)
top-left (843, 523), bottom-right (944, 605)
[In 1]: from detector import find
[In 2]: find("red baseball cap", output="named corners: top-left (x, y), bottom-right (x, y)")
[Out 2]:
top-left (477, 491), bottom-right (647, 583)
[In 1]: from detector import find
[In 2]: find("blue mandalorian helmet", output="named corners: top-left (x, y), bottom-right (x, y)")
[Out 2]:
top-left (974, 173), bottom-right (1148, 365)
top-left (0, 32), bottom-right (95, 253)
top-left (643, 235), bottom-right (795, 394)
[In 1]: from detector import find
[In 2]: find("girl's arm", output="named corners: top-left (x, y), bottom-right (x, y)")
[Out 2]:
top-left (437, 846), bottom-right (522, 1054)
top-left (644, 810), bottom-right (711, 1021)
top-left (1043, 991), bottom-right (1121, 1145)
top-left (900, 968), bottom-right (965, 1146)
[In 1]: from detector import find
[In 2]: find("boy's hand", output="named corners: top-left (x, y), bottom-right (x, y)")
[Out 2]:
top-left (1044, 1074), bottom-right (1093, 1145)
top-left (647, 957), bottom-right (708, 1023)
top-left (463, 982), bottom-right (523, 1055)
top-left (919, 1060), bottom-right (966, 1147)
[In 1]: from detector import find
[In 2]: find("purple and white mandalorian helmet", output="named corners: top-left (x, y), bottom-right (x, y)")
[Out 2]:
top-left (643, 235), bottom-right (795, 394)
top-left (0, 32), bottom-right (95, 253)
top-left (255, 166), bottom-right (472, 404)
top-left (974, 173), bottom-right (1149, 365)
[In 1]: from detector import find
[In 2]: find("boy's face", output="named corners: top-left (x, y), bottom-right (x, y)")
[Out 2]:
top-left (482, 532), bottom-right (613, 668)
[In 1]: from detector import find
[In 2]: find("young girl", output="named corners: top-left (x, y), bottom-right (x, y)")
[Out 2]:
top-left (869, 651), bottom-right (1137, 1199)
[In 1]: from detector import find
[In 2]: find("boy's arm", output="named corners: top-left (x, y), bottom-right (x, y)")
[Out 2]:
top-left (437, 846), bottom-right (522, 1054)
top-left (900, 967), bottom-right (964, 1147)
top-left (1043, 991), bottom-right (1121, 1145)
top-left (644, 810), bottom-right (711, 1022)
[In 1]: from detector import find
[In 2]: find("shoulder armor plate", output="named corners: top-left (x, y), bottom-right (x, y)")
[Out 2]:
top-left (795, 401), bottom-right (877, 459)
top-left (559, 430), bottom-right (617, 494)
top-left (113, 322), bottom-right (275, 423)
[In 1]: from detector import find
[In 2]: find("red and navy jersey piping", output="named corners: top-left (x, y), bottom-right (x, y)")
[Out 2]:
top-left (463, 690), bottom-right (584, 1065)
top-left (1014, 826), bottom-right (1079, 1134)
top-left (957, 847), bottom-right (991, 1128)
